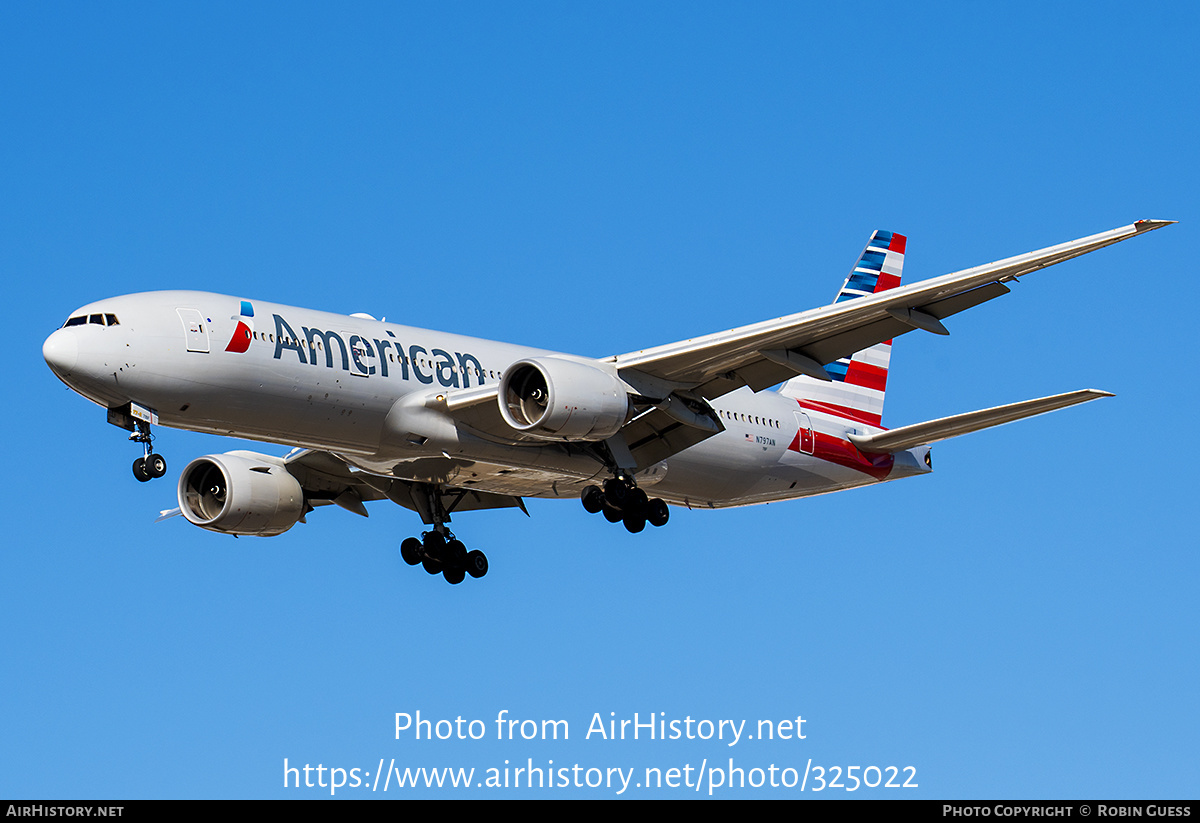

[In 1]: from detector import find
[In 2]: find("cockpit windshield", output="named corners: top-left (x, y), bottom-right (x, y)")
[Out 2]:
top-left (62, 313), bottom-right (119, 328)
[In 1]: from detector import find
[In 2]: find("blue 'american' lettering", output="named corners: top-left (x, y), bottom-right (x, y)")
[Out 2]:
top-left (271, 314), bottom-right (485, 388)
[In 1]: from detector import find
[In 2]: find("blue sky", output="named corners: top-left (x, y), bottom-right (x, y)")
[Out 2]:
top-left (2, 1), bottom-right (1196, 798)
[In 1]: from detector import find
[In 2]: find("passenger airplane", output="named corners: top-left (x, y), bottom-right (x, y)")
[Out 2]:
top-left (43, 220), bottom-right (1171, 584)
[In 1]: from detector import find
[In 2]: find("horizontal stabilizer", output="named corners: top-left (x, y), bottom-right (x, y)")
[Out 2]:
top-left (847, 389), bottom-right (1113, 453)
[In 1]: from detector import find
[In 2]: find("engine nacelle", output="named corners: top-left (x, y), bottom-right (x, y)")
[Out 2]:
top-left (499, 357), bottom-right (631, 441)
top-left (177, 452), bottom-right (305, 537)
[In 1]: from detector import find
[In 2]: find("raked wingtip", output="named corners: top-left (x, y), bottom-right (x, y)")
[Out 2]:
top-left (1133, 219), bottom-right (1177, 232)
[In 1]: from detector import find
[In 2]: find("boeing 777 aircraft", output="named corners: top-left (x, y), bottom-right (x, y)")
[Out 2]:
top-left (42, 220), bottom-right (1172, 583)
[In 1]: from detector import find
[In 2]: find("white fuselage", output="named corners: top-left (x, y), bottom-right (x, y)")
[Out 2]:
top-left (42, 290), bottom-right (929, 510)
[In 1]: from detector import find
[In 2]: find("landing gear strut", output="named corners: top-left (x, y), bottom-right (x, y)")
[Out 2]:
top-left (581, 474), bottom-right (669, 533)
top-left (398, 483), bottom-right (488, 584)
top-left (130, 419), bottom-right (167, 482)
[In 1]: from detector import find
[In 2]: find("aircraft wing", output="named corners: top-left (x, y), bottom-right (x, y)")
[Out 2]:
top-left (429, 221), bottom-right (1168, 471)
top-left (611, 220), bottom-right (1172, 401)
top-left (284, 449), bottom-right (527, 523)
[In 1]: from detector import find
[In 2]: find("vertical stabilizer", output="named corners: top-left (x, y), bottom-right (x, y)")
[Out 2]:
top-left (778, 230), bottom-right (906, 426)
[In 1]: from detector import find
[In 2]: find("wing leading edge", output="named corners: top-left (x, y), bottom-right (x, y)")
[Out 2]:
top-left (612, 220), bottom-right (1173, 399)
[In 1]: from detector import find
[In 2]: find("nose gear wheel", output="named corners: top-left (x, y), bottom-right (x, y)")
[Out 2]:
top-left (128, 418), bottom-right (167, 481)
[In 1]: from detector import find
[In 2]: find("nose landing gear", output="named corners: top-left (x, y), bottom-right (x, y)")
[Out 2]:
top-left (132, 452), bottom-right (167, 482)
top-left (130, 418), bottom-right (167, 482)
top-left (108, 403), bottom-right (168, 482)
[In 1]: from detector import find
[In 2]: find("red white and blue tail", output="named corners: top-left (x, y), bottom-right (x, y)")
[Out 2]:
top-left (778, 230), bottom-right (906, 427)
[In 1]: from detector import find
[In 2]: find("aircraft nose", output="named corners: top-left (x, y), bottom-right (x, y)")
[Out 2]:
top-left (43, 328), bottom-right (78, 376)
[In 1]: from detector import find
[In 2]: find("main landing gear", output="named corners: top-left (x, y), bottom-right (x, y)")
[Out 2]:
top-left (580, 475), bottom-right (669, 533)
top-left (130, 419), bottom-right (167, 482)
top-left (398, 484), bottom-right (489, 585)
top-left (399, 530), bottom-right (489, 585)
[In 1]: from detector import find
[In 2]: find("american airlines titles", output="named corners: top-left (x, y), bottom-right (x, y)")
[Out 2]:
top-left (271, 314), bottom-right (485, 388)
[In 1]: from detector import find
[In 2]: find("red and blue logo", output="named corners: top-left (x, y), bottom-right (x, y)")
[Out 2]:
top-left (225, 301), bottom-right (254, 353)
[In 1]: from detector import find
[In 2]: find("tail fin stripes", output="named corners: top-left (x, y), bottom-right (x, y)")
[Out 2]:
top-left (836, 230), bottom-right (906, 302)
top-left (777, 230), bottom-right (906, 427)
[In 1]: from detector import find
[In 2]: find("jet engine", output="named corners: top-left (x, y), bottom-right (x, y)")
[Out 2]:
top-left (499, 357), bottom-right (631, 441)
top-left (177, 452), bottom-right (305, 537)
